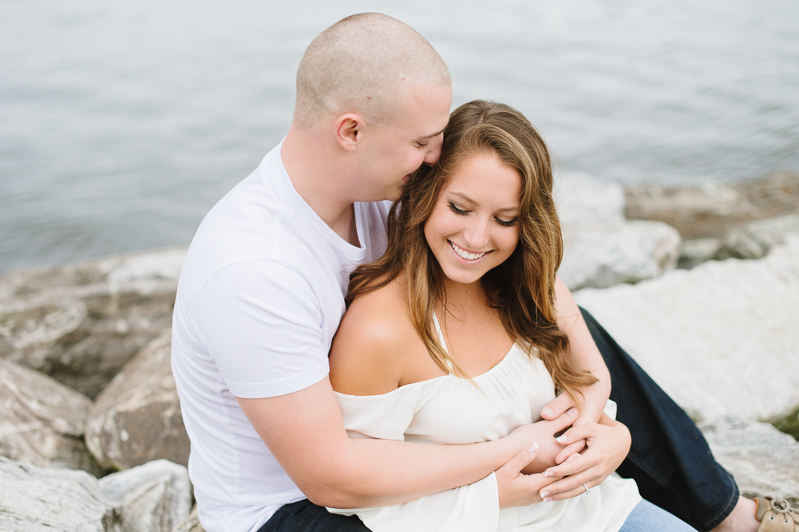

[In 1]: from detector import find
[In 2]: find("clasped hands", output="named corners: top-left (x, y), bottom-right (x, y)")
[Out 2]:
top-left (496, 392), bottom-right (631, 509)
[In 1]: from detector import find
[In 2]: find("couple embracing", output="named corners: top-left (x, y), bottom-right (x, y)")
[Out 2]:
top-left (172, 13), bottom-right (786, 532)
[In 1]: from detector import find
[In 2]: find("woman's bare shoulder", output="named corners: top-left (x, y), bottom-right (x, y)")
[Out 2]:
top-left (329, 276), bottom-right (419, 395)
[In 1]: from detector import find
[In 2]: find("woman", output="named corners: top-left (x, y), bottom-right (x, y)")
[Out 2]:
top-left (326, 100), bottom-right (696, 532)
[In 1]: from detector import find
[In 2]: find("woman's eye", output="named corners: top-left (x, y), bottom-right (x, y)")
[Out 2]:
top-left (448, 203), bottom-right (469, 215)
top-left (495, 217), bottom-right (518, 228)
top-left (415, 142), bottom-right (429, 149)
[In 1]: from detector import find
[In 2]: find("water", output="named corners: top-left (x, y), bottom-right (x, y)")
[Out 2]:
top-left (1, 0), bottom-right (798, 273)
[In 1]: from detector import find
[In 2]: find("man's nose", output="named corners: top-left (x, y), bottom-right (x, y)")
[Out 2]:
top-left (423, 135), bottom-right (443, 167)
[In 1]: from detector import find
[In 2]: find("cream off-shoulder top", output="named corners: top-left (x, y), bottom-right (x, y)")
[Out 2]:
top-left (327, 314), bottom-right (641, 532)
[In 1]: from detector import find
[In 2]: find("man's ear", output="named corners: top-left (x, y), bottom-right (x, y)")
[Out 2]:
top-left (335, 113), bottom-right (363, 151)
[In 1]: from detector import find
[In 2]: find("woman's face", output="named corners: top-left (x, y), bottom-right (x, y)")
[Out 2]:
top-left (423, 152), bottom-right (522, 287)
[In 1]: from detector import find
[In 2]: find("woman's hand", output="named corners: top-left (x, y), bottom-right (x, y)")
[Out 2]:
top-left (505, 407), bottom-right (578, 474)
top-left (496, 445), bottom-right (560, 508)
top-left (536, 414), bottom-right (631, 502)
top-left (539, 384), bottom-right (609, 464)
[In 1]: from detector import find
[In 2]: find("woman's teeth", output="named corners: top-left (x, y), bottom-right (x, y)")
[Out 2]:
top-left (449, 241), bottom-right (487, 261)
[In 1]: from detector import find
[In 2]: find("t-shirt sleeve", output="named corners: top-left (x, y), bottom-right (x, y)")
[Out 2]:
top-left (186, 260), bottom-right (330, 398)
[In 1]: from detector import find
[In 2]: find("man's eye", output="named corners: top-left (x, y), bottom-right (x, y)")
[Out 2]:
top-left (448, 203), bottom-right (469, 215)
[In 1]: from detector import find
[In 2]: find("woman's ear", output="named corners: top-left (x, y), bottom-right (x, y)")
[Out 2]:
top-left (335, 113), bottom-right (362, 152)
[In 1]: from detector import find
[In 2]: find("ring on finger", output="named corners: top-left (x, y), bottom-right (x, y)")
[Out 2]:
top-left (582, 483), bottom-right (591, 495)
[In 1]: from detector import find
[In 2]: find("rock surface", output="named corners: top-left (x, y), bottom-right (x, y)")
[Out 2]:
top-left (574, 237), bottom-right (799, 421)
top-left (0, 246), bottom-right (185, 398)
top-left (625, 171), bottom-right (799, 239)
top-left (0, 456), bottom-right (113, 531)
top-left (717, 214), bottom-right (799, 260)
top-left (171, 507), bottom-right (206, 532)
top-left (101, 459), bottom-right (193, 532)
top-left (700, 417), bottom-right (799, 505)
top-left (0, 358), bottom-right (98, 473)
top-left (556, 172), bottom-right (682, 289)
top-left (0, 456), bottom-right (192, 532)
top-left (86, 331), bottom-right (189, 471)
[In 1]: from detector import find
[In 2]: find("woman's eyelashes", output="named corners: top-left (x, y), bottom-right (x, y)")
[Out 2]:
top-left (448, 202), bottom-right (469, 215)
top-left (495, 217), bottom-right (518, 228)
top-left (447, 202), bottom-right (518, 227)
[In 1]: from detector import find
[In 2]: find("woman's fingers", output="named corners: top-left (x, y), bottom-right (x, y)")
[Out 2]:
top-left (554, 440), bottom-right (586, 464)
top-left (502, 443), bottom-right (538, 475)
top-left (497, 443), bottom-right (560, 508)
top-left (539, 476), bottom-right (594, 502)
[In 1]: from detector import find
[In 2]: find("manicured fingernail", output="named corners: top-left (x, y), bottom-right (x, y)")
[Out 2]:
top-left (556, 435), bottom-right (568, 443)
top-left (540, 490), bottom-right (550, 498)
top-left (567, 408), bottom-right (578, 416)
top-left (542, 407), bottom-right (554, 417)
top-left (544, 470), bottom-right (554, 477)
top-left (528, 443), bottom-right (539, 455)
top-left (544, 497), bottom-right (554, 502)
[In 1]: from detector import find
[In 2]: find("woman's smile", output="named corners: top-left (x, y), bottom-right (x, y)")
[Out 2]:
top-left (448, 240), bottom-right (492, 263)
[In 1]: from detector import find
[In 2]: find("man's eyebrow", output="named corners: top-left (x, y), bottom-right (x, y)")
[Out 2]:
top-left (414, 126), bottom-right (447, 141)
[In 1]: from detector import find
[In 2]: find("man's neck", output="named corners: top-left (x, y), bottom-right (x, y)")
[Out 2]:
top-left (281, 123), bottom-right (356, 242)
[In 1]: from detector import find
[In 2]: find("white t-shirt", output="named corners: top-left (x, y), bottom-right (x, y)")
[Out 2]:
top-left (171, 141), bottom-right (391, 532)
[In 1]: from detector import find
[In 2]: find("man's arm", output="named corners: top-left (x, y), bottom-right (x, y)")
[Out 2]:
top-left (238, 376), bottom-right (567, 508)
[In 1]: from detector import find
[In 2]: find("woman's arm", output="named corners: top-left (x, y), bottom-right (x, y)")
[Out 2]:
top-left (546, 276), bottom-right (612, 428)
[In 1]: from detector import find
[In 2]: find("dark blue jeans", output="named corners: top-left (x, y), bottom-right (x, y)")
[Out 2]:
top-left (581, 307), bottom-right (739, 531)
top-left (260, 307), bottom-right (739, 532)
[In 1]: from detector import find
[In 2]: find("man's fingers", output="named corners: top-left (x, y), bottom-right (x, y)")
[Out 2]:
top-left (540, 393), bottom-right (575, 420)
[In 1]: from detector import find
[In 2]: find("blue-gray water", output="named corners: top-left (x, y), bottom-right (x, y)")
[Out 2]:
top-left (2, 0), bottom-right (798, 273)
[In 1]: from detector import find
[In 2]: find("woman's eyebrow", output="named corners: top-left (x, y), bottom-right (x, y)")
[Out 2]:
top-left (449, 192), bottom-right (519, 212)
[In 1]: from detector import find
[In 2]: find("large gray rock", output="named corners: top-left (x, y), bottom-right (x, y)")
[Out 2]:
top-left (0, 456), bottom-right (113, 531)
top-left (101, 459), bottom-right (193, 532)
top-left (0, 457), bottom-right (192, 532)
top-left (86, 331), bottom-right (189, 471)
top-left (556, 172), bottom-right (681, 290)
top-left (700, 417), bottom-right (799, 505)
top-left (171, 506), bottom-right (206, 532)
top-left (718, 214), bottom-right (799, 260)
top-left (625, 171), bottom-right (799, 239)
top-left (574, 237), bottom-right (799, 421)
top-left (560, 219), bottom-right (681, 290)
top-left (0, 358), bottom-right (98, 473)
top-left (0, 246), bottom-right (186, 398)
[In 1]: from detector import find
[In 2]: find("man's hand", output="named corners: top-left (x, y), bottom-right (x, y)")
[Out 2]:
top-left (536, 414), bottom-right (631, 502)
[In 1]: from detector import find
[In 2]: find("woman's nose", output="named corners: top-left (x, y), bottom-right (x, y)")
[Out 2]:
top-left (464, 218), bottom-right (490, 249)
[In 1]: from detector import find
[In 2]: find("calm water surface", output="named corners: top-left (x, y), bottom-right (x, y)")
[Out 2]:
top-left (1, 0), bottom-right (798, 272)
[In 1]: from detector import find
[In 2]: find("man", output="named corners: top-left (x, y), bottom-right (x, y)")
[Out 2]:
top-left (172, 13), bottom-right (772, 532)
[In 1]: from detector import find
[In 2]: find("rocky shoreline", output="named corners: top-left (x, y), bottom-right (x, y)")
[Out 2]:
top-left (1, 172), bottom-right (798, 531)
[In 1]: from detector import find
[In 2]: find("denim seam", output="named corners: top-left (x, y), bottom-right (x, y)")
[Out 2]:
top-left (697, 471), bottom-right (739, 531)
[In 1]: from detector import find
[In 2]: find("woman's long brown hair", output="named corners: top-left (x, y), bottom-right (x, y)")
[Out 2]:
top-left (347, 100), bottom-right (596, 402)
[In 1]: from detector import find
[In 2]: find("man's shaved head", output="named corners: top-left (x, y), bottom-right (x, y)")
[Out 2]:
top-left (295, 13), bottom-right (451, 128)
